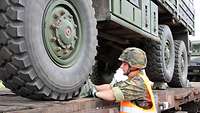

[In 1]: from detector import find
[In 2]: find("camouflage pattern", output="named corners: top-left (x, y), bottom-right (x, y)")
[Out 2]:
top-left (112, 74), bottom-right (146, 102)
top-left (112, 72), bottom-right (152, 109)
top-left (119, 47), bottom-right (147, 68)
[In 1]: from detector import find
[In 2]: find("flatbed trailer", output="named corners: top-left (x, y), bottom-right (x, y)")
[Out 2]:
top-left (157, 83), bottom-right (200, 113)
top-left (0, 90), bottom-right (118, 113)
top-left (1, 82), bottom-right (200, 113)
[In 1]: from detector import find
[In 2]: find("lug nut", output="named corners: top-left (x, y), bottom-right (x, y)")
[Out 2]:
top-left (51, 37), bottom-right (57, 42)
top-left (74, 36), bottom-right (78, 40)
top-left (53, 14), bottom-right (59, 19)
top-left (62, 45), bottom-right (67, 49)
top-left (67, 45), bottom-right (72, 49)
top-left (56, 47), bottom-right (62, 52)
top-left (63, 49), bottom-right (69, 54)
top-left (74, 24), bottom-right (77, 28)
top-left (60, 10), bottom-right (65, 16)
top-left (51, 24), bottom-right (58, 29)
top-left (68, 15), bottom-right (73, 19)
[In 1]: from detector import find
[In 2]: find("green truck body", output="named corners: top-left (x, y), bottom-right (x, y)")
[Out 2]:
top-left (94, 0), bottom-right (194, 39)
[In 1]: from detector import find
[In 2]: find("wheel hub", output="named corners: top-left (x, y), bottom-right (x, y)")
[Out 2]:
top-left (43, 0), bottom-right (82, 67)
top-left (52, 10), bottom-right (78, 56)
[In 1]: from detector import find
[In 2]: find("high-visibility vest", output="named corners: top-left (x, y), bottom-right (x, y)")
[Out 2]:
top-left (120, 70), bottom-right (157, 113)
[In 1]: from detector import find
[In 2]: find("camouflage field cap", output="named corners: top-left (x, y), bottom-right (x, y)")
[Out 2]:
top-left (119, 47), bottom-right (147, 68)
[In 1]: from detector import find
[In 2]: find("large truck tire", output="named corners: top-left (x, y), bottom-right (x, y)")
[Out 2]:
top-left (90, 41), bottom-right (121, 85)
top-left (168, 40), bottom-right (189, 87)
top-left (0, 0), bottom-right (97, 100)
top-left (145, 25), bottom-right (175, 82)
top-left (90, 61), bottom-right (112, 85)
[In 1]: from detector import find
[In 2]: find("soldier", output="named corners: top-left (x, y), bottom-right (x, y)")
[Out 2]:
top-left (80, 47), bottom-right (157, 113)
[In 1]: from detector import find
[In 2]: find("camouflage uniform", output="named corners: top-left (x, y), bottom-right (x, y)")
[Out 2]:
top-left (79, 47), bottom-right (152, 108)
top-left (112, 47), bottom-right (152, 108)
top-left (111, 71), bottom-right (152, 109)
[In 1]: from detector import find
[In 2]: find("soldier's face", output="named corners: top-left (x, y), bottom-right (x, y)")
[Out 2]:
top-left (120, 62), bottom-right (130, 75)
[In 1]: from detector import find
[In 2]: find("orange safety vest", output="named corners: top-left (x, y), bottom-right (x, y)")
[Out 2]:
top-left (120, 71), bottom-right (157, 113)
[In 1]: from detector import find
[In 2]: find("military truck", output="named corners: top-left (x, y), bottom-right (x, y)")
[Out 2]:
top-left (0, 0), bottom-right (194, 100)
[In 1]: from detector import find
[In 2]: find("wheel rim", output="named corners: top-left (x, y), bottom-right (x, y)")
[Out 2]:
top-left (181, 51), bottom-right (185, 74)
top-left (43, 0), bottom-right (82, 68)
top-left (164, 41), bottom-right (171, 68)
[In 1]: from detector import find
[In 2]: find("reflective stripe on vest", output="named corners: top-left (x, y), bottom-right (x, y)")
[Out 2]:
top-left (120, 106), bottom-right (156, 113)
top-left (120, 70), bottom-right (157, 113)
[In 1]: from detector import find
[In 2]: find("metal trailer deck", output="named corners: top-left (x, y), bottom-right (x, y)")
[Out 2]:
top-left (157, 83), bottom-right (200, 113)
top-left (0, 90), bottom-right (118, 113)
top-left (1, 83), bottom-right (200, 113)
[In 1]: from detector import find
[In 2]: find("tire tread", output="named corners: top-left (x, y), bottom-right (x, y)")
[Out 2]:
top-left (0, 0), bottom-right (97, 100)
top-left (168, 40), bottom-right (188, 87)
top-left (145, 25), bottom-right (174, 82)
